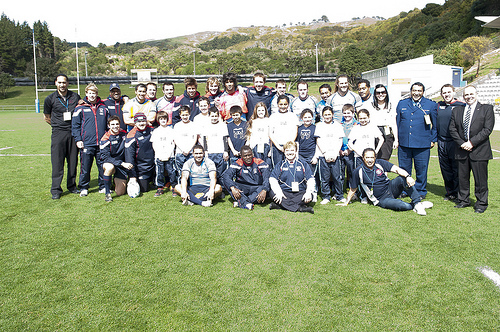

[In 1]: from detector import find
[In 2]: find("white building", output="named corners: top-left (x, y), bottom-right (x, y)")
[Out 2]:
top-left (362, 55), bottom-right (466, 100)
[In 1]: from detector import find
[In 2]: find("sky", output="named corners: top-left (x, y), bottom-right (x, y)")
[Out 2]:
top-left (4, 0), bottom-right (445, 46)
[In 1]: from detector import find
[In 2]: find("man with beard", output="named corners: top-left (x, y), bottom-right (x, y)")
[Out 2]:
top-left (327, 74), bottom-right (361, 123)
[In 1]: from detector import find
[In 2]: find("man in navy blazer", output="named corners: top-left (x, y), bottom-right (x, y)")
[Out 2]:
top-left (396, 82), bottom-right (438, 198)
top-left (449, 85), bottom-right (495, 213)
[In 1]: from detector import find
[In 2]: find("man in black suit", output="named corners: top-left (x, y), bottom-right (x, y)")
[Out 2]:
top-left (449, 85), bottom-right (495, 213)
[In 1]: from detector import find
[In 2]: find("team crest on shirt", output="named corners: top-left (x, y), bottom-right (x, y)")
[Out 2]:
top-left (301, 130), bottom-right (311, 140)
top-left (375, 169), bottom-right (383, 176)
top-left (233, 128), bottom-right (244, 139)
top-left (296, 166), bottom-right (302, 172)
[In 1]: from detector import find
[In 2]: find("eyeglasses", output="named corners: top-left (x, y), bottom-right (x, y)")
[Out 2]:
top-left (375, 90), bottom-right (387, 95)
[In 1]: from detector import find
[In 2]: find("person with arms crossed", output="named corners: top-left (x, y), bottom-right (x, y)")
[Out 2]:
top-left (43, 74), bottom-right (81, 199)
top-left (122, 83), bottom-right (156, 129)
top-left (396, 82), bottom-right (437, 199)
top-left (449, 85), bottom-right (495, 213)
top-left (338, 148), bottom-right (434, 216)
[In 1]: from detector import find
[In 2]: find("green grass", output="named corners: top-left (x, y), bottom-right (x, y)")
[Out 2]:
top-left (1, 111), bottom-right (500, 331)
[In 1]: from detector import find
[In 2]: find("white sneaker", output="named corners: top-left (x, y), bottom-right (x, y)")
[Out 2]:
top-left (312, 192), bottom-right (318, 203)
top-left (99, 188), bottom-right (106, 194)
top-left (421, 201), bottom-right (433, 209)
top-left (413, 202), bottom-right (427, 216)
top-left (361, 197), bottom-right (368, 204)
top-left (182, 199), bottom-right (194, 206)
top-left (233, 202), bottom-right (238, 208)
top-left (79, 189), bottom-right (88, 197)
top-left (201, 200), bottom-right (213, 207)
top-left (320, 198), bottom-right (330, 205)
top-left (338, 198), bottom-right (347, 204)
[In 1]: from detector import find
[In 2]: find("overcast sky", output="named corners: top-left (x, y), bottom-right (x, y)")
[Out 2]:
top-left (4, 0), bottom-right (445, 46)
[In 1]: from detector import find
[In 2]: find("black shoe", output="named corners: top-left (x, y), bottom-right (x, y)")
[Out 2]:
top-left (269, 202), bottom-right (281, 210)
top-left (444, 194), bottom-right (457, 201)
top-left (454, 203), bottom-right (471, 208)
top-left (298, 206), bottom-right (314, 214)
top-left (52, 193), bottom-right (61, 200)
top-left (68, 189), bottom-right (80, 194)
top-left (474, 208), bottom-right (486, 214)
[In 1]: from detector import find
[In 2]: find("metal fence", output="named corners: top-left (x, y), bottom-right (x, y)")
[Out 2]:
top-left (0, 105), bottom-right (38, 112)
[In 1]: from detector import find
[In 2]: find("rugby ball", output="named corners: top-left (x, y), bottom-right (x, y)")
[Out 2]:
top-left (127, 180), bottom-right (140, 198)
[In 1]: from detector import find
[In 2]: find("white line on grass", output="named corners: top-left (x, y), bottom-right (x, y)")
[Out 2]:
top-left (0, 130), bottom-right (15, 132)
top-left (479, 267), bottom-right (500, 288)
top-left (0, 147), bottom-right (13, 151)
top-left (0, 154), bottom-right (50, 156)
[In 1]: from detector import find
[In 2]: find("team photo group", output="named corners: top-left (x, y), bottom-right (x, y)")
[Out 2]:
top-left (43, 71), bottom-right (495, 215)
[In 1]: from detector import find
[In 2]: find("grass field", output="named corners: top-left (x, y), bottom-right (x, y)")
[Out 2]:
top-left (1, 107), bottom-right (500, 330)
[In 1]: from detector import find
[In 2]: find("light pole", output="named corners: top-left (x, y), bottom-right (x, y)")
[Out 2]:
top-left (315, 43), bottom-right (319, 74)
top-left (84, 51), bottom-right (88, 78)
top-left (32, 29), bottom-right (39, 113)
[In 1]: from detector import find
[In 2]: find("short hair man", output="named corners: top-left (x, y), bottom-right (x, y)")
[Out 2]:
top-left (72, 83), bottom-right (109, 197)
top-left (357, 79), bottom-right (372, 107)
top-left (244, 72), bottom-right (275, 119)
top-left (327, 74), bottom-right (361, 123)
top-left (172, 77), bottom-right (201, 124)
top-left (396, 82), bottom-right (437, 198)
top-left (222, 145), bottom-right (270, 210)
top-left (436, 84), bottom-right (465, 201)
top-left (449, 85), bottom-right (495, 213)
top-left (43, 74), bottom-right (81, 199)
top-left (290, 80), bottom-right (318, 120)
top-left (146, 82), bottom-right (157, 101)
top-left (122, 83), bottom-right (156, 128)
top-left (338, 148), bottom-right (434, 215)
top-left (174, 144), bottom-right (223, 207)
top-left (155, 81), bottom-right (176, 127)
top-left (103, 83), bottom-right (128, 131)
top-left (317, 83), bottom-right (332, 117)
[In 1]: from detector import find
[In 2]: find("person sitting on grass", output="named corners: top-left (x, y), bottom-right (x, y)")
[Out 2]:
top-left (125, 113), bottom-right (155, 195)
top-left (337, 148), bottom-right (433, 216)
top-left (174, 145), bottom-right (222, 207)
top-left (269, 141), bottom-right (315, 214)
top-left (222, 145), bottom-right (270, 210)
top-left (99, 116), bottom-right (133, 202)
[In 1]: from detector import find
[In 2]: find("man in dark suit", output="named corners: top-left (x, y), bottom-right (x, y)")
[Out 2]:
top-left (449, 85), bottom-right (495, 213)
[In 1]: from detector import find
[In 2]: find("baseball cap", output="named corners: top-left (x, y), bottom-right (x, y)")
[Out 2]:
top-left (109, 83), bottom-right (121, 91)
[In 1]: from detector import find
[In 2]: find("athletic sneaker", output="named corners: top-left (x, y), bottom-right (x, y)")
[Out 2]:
top-left (79, 189), bottom-right (88, 197)
top-left (245, 203), bottom-right (254, 210)
top-left (182, 199), bottom-right (194, 206)
top-left (361, 197), bottom-right (368, 204)
top-left (337, 198), bottom-right (347, 204)
top-left (233, 202), bottom-right (239, 208)
top-left (312, 192), bottom-right (318, 203)
top-left (105, 194), bottom-right (113, 202)
top-left (320, 198), bottom-right (330, 205)
top-left (413, 202), bottom-right (427, 216)
top-left (99, 188), bottom-right (106, 194)
top-left (154, 188), bottom-right (164, 197)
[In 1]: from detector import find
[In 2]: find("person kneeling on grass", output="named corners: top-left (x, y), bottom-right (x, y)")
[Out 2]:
top-left (174, 145), bottom-right (222, 207)
top-left (337, 148), bottom-right (433, 216)
top-left (222, 145), bottom-right (270, 210)
top-left (99, 116), bottom-right (133, 202)
top-left (269, 141), bottom-right (315, 213)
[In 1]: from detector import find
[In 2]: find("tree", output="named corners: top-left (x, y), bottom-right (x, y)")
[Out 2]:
top-left (460, 36), bottom-right (492, 77)
top-left (0, 72), bottom-right (14, 98)
top-left (25, 57), bottom-right (60, 89)
top-left (338, 44), bottom-right (369, 78)
top-left (321, 15), bottom-right (329, 23)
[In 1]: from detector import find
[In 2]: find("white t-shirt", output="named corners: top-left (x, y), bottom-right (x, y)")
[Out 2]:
top-left (150, 126), bottom-right (175, 161)
top-left (173, 121), bottom-right (199, 155)
top-left (348, 123), bottom-right (383, 157)
top-left (269, 112), bottom-right (299, 146)
top-left (201, 121), bottom-right (229, 154)
top-left (315, 121), bottom-right (344, 158)
top-left (247, 117), bottom-right (270, 148)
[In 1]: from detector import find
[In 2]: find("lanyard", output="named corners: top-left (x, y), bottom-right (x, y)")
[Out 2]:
top-left (58, 96), bottom-right (69, 111)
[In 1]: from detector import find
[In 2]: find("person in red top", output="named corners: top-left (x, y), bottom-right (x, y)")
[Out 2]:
top-left (216, 72), bottom-right (248, 121)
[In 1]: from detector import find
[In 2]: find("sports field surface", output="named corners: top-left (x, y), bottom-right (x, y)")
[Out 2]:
top-left (1, 109), bottom-right (499, 331)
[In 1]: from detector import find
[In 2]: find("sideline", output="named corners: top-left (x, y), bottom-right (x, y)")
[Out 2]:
top-left (479, 267), bottom-right (500, 289)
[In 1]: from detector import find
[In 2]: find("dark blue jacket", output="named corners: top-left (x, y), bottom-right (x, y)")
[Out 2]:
top-left (103, 97), bottom-right (126, 131)
top-left (396, 97), bottom-right (438, 148)
top-left (100, 129), bottom-right (127, 166)
top-left (245, 86), bottom-right (275, 119)
top-left (172, 91), bottom-right (201, 124)
top-left (72, 97), bottom-right (108, 147)
top-left (125, 126), bottom-right (155, 178)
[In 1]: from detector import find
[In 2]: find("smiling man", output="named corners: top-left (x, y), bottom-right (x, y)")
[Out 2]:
top-left (449, 85), bottom-right (495, 213)
top-left (103, 83), bottom-right (128, 131)
top-left (245, 72), bottom-right (275, 119)
top-left (122, 83), bottom-right (156, 129)
top-left (396, 82), bottom-right (437, 199)
top-left (338, 148), bottom-right (433, 216)
top-left (327, 74), bottom-right (361, 123)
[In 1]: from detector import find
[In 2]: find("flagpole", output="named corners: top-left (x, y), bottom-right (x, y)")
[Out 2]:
top-left (32, 29), bottom-right (40, 113)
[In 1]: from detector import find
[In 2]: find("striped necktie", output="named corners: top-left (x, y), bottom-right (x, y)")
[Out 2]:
top-left (464, 105), bottom-right (472, 140)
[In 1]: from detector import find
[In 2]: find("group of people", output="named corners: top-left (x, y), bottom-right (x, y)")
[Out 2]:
top-left (43, 72), bottom-right (495, 215)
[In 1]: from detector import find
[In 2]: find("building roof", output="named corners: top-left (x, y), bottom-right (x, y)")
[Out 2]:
top-left (475, 16), bottom-right (500, 29)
